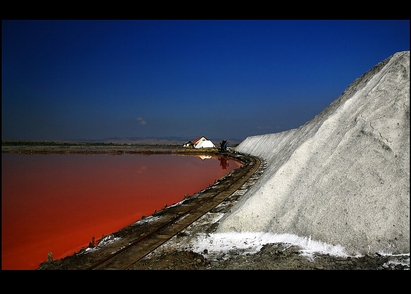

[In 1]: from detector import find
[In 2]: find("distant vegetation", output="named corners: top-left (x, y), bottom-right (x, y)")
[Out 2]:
top-left (2, 139), bottom-right (240, 147)
top-left (2, 140), bottom-right (133, 146)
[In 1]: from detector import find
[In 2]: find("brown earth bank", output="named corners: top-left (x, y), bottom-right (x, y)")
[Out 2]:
top-left (1, 143), bottom-right (220, 155)
top-left (3, 144), bottom-right (408, 270)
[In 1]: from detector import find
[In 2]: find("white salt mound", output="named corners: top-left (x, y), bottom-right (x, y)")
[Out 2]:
top-left (218, 51), bottom-right (410, 256)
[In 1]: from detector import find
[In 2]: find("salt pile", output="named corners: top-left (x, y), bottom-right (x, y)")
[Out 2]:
top-left (217, 51), bottom-right (410, 255)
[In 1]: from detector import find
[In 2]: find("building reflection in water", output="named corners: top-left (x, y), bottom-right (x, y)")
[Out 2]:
top-left (195, 154), bottom-right (230, 170)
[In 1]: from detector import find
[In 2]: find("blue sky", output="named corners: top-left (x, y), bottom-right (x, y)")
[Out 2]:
top-left (2, 20), bottom-right (410, 142)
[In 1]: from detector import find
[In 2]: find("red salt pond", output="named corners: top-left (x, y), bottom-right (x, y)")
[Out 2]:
top-left (2, 153), bottom-right (242, 270)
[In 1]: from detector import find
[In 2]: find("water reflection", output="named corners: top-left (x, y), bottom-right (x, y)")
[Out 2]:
top-left (2, 153), bottom-right (242, 270)
top-left (197, 155), bottom-right (212, 160)
top-left (194, 154), bottom-right (232, 170)
top-left (218, 156), bottom-right (230, 169)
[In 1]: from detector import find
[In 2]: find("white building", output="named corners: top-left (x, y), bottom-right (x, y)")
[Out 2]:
top-left (183, 136), bottom-right (216, 149)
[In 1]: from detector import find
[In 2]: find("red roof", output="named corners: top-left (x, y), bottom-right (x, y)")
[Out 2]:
top-left (191, 136), bottom-right (207, 144)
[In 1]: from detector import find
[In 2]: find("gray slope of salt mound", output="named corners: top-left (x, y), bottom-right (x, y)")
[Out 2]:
top-left (218, 51), bottom-right (410, 255)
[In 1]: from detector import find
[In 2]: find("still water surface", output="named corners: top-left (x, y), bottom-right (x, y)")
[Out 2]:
top-left (2, 153), bottom-right (241, 270)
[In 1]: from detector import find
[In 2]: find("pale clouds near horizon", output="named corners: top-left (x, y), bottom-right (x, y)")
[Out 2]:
top-left (137, 117), bottom-right (147, 125)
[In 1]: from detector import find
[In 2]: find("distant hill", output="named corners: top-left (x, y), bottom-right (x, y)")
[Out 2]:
top-left (80, 136), bottom-right (243, 146)
top-left (83, 137), bottom-right (189, 145)
top-left (2, 136), bottom-right (243, 146)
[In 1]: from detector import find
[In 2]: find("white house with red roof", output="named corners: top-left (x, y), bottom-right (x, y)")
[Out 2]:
top-left (183, 136), bottom-right (216, 149)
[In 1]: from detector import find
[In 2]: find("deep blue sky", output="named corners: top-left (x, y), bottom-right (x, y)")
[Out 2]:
top-left (2, 20), bottom-right (410, 142)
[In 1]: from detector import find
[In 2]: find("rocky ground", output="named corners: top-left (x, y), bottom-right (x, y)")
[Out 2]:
top-left (130, 244), bottom-right (410, 270)
top-left (39, 235), bottom-right (410, 270)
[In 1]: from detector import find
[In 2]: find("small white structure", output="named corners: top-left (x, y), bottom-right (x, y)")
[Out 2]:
top-left (195, 140), bottom-right (215, 148)
top-left (183, 136), bottom-right (216, 149)
top-left (197, 155), bottom-right (212, 160)
top-left (183, 141), bottom-right (192, 148)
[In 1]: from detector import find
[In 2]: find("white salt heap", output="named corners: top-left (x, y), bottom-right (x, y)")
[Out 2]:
top-left (217, 51), bottom-right (410, 256)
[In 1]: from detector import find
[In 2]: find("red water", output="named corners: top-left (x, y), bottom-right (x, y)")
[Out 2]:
top-left (2, 153), bottom-right (241, 270)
